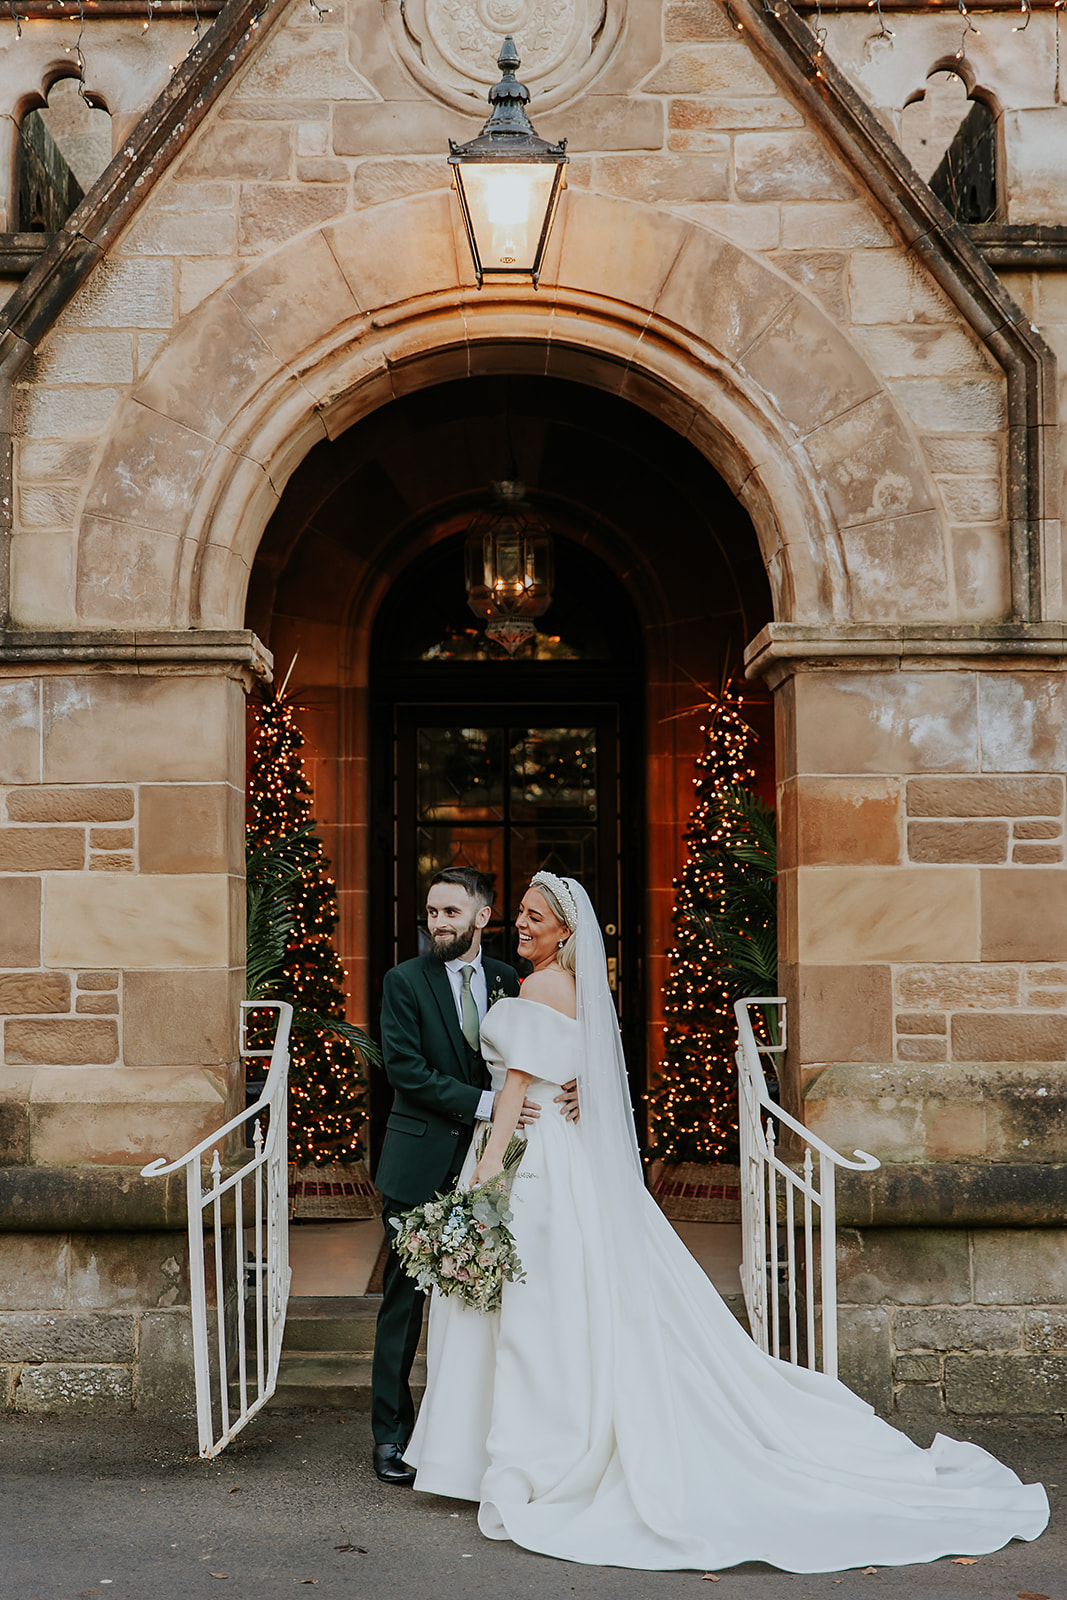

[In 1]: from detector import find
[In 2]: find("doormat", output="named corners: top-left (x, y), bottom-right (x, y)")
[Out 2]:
top-left (288, 1160), bottom-right (382, 1221)
top-left (652, 1163), bottom-right (742, 1223)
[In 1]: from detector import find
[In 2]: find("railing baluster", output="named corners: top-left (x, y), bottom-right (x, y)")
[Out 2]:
top-left (277, 1084), bottom-right (289, 1377)
top-left (820, 1158), bottom-right (838, 1381)
top-left (235, 1173), bottom-right (247, 1416)
top-left (803, 1149), bottom-right (816, 1371)
top-left (186, 1157), bottom-right (212, 1458)
top-left (785, 1173), bottom-right (797, 1365)
top-left (767, 1118), bottom-right (780, 1361)
top-left (254, 1118), bottom-right (265, 1399)
top-left (211, 1150), bottom-right (230, 1439)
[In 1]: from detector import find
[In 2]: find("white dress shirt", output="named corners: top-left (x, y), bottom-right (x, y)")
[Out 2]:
top-left (444, 952), bottom-right (497, 1122)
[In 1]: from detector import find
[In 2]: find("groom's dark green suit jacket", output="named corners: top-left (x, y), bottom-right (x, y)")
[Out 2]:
top-left (374, 954), bottom-right (520, 1208)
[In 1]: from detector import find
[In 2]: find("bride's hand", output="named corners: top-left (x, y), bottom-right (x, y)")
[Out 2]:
top-left (471, 1156), bottom-right (504, 1187)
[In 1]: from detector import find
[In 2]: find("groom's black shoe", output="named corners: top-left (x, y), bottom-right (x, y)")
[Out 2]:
top-left (373, 1443), bottom-right (416, 1486)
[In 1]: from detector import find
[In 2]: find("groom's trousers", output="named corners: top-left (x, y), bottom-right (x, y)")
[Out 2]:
top-left (372, 1134), bottom-right (468, 1445)
top-left (371, 1193), bottom-right (427, 1447)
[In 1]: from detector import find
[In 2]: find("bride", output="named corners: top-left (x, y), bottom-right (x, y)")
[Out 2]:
top-left (404, 871), bottom-right (1049, 1572)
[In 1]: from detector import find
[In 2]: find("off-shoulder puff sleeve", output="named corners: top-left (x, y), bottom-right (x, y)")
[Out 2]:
top-left (479, 997), bottom-right (582, 1092)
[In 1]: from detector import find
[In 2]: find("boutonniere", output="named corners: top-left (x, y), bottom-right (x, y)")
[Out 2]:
top-left (488, 981), bottom-right (508, 1007)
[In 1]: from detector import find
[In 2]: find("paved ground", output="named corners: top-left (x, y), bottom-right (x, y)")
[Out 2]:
top-left (0, 1408), bottom-right (1062, 1600)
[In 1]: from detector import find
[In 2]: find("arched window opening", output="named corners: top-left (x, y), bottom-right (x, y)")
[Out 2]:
top-left (900, 70), bottom-right (997, 225)
top-left (16, 78), bottom-right (111, 233)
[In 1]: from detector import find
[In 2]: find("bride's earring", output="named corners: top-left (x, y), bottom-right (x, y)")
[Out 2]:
top-left (558, 940), bottom-right (565, 949)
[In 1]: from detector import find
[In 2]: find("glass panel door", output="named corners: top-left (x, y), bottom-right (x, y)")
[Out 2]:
top-left (396, 706), bottom-right (620, 987)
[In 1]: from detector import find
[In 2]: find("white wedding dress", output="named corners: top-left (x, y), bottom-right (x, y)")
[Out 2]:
top-left (405, 996), bottom-right (1048, 1573)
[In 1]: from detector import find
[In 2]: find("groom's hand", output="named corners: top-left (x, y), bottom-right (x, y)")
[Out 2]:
top-left (516, 1096), bottom-right (541, 1127)
top-left (555, 1080), bottom-right (580, 1122)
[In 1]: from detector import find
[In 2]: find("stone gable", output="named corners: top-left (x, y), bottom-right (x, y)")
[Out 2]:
top-left (4, 0), bottom-right (1028, 640)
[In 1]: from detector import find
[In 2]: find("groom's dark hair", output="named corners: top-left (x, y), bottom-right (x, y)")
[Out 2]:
top-left (429, 866), bottom-right (495, 910)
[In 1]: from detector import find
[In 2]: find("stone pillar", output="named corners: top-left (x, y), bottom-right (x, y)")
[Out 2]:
top-left (753, 627), bottom-right (1067, 1423)
top-left (0, 632), bottom-right (266, 1412)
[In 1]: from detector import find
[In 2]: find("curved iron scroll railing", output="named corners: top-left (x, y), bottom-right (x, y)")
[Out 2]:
top-left (734, 999), bottom-right (879, 1380)
top-left (141, 1002), bottom-right (292, 1459)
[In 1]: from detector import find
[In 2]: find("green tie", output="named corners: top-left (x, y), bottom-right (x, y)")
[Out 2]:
top-left (460, 965), bottom-right (480, 1051)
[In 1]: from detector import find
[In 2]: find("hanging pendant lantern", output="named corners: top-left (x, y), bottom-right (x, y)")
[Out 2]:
top-left (448, 36), bottom-right (568, 288)
top-left (465, 481), bottom-right (555, 656)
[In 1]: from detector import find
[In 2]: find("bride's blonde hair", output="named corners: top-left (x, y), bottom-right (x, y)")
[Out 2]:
top-left (529, 873), bottom-right (578, 974)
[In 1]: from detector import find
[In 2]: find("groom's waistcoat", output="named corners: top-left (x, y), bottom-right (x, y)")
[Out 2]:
top-left (373, 954), bottom-right (520, 1208)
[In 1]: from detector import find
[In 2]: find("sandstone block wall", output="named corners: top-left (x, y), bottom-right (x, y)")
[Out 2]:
top-left (0, 1229), bottom-right (193, 1414)
top-left (0, 668), bottom-right (244, 1170)
top-left (0, 654), bottom-right (255, 1409)
top-left (0, 665), bottom-right (244, 1164)
top-left (777, 664), bottom-right (1067, 1115)
top-left (837, 1227), bottom-right (1067, 1424)
top-left (0, 0), bottom-right (1063, 1419)
top-left (776, 656), bottom-right (1067, 1421)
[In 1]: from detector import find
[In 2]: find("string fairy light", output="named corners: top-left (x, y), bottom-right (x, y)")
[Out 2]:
top-left (867, 0), bottom-right (895, 43)
top-left (649, 682), bottom-right (774, 1167)
top-left (73, 0), bottom-right (89, 102)
top-left (246, 679), bottom-right (370, 1167)
top-left (955, 0), bottom-right (981, 60)
top-left (812, 0), bottom-right (827, 78)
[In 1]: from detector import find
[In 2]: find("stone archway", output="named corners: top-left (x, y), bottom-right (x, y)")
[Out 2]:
top-left (246, 366), bottom-right (777, 1132)
top-left (75, 188), bottom-right (950, 636)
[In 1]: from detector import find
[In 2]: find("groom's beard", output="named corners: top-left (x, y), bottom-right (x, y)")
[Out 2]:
top-left (429, 921), bottom-right (477, 962)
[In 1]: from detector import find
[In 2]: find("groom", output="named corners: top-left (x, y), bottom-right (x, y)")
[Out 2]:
top-left (370, 866), bottom-right (522, 1485)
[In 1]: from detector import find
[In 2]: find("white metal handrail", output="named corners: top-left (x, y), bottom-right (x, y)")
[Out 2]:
top-left (141, 1001), bottom-right (292, 1458)
top-left (735, 998), bottom-right (879, 1379)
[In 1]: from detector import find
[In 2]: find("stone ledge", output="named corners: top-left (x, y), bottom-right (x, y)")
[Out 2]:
top-left (970, 225), bottom-right (1067, 271)
top-left (836, 1161), bottom-right (1067, 1228)
top-left (805, 1059), bottom-right (1067, 1166)
top-left (746, 621), bottom-right (1067, 678)
top-left (0, 1164), bottom-right (191, 1231)
top-left (0, 629), bottom-right (271, 676)
top-left (0, 237), bottom-right (50, 280)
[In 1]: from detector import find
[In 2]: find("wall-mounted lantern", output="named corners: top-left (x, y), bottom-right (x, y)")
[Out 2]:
top-left (464, 481), bottom-right (555, 655)
top-left (448, 36), bottom-right (568, 288)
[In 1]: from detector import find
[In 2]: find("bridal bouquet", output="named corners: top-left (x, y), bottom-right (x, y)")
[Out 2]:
top-left (389, 1132), bottom-right (526, 1314)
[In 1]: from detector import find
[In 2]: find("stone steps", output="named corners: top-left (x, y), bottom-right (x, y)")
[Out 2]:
top-left (270, 1351), bottom-right (428, 1410)
top-left (238, 1291), bottom-right (750, 1410)
top-left (233, 1294), bottom-right (425, 1411)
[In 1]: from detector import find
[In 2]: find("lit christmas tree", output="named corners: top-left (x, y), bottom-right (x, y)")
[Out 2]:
top-left (246, 677), bottom-right (377, 1166)
top-left (650, 685), bottom-right (777, 1166)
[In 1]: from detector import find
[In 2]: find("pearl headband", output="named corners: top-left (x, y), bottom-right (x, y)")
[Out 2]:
top-left (530, 870), bottom-right (579, 934)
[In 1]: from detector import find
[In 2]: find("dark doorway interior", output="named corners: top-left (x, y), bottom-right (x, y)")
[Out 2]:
top-left (246, 370), bottom-right (774, 1166)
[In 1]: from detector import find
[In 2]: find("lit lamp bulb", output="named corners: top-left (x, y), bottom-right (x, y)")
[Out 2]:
top-left (485, 168), bottom-right (529, 266)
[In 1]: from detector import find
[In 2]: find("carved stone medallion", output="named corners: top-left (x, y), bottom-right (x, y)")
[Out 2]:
top-left (389, 0), bottom-right (622, 114)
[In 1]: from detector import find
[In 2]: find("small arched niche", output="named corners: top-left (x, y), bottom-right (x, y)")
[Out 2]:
top-left (900, 69), bottom-right (997, 224)
top-left (16, 76), bottom-right (111, 232)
